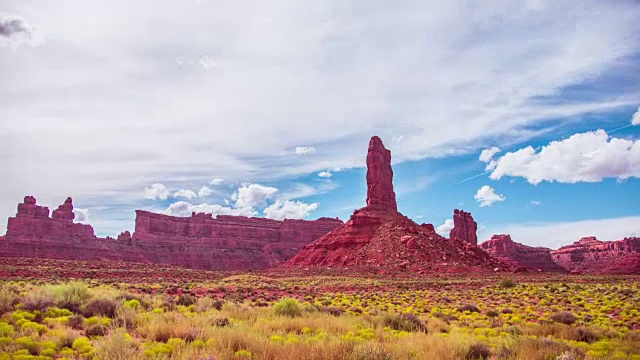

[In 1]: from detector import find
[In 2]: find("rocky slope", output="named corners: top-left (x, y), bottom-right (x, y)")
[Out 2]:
top-left (286, 136), bottom-right (508, 273)
top-left (0, 196), bottom-right (342, 270)
top-left (479, 235), bottom-right (566, 273)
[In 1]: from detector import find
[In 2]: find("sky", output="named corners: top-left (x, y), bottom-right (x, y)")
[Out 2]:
top-left (1, 0), bottom-right (640, 249)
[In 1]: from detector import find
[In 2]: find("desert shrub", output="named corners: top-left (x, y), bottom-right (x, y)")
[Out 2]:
top-left (486, 310), bottom-right (500, 317)
top-left (22, 289), bottom-right (55, 312)
top-left (381, 312), bottom-right (428, 333)
top-left (212, 316), bottom-right (230, 327)
top-left (499, 279), bottom-right (517, 288)
top-left (68, 314), bottom-right (85, 330)
top-left (195, 297), bottom-right (215, 312)
top-left (457, 304), bottom-right (480, 313)
top-left (501, 308), bottom-right (514, 314)
top-left (551, 311), bottom-right (577, 325)
top-left (274, 298), bottom-right (303, 317)
top-left (176, 294), bottom-right (196, 306)
top-left (47, 281), bottom-right (91, 312)
top-left (465, 343), bottom-right (491, 359)
top-left (84, 298), bottom-right (119, 318)
top-left (95, 330), bottom-right (137, 360)
top-left (212, 299), bottom-right (224, 311)
top-left (321, 307), bottom-right (344, 317)
top-left (575, 327), bottom-right (600, 343)
top-left (141, 312), bottom-right (199, 342)
top-left (0, 285), bottom-right (19, 315)
top-left (86, 324), bottom-right (109, 337)
top-left (114, 307), bottom-right (139, 331)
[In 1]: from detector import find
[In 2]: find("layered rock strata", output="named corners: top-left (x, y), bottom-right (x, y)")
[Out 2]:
top-left (0, 197), bottom-right (342, 270)
top-left (479, 234), bottom-right (566, 273)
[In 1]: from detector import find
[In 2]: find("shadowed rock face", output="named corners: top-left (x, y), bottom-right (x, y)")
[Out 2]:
top-left (450, 209), bottom-right (478, 246)
top-left (550, 236), bottom-right (640, 274)
top-left (286, 136), bottom-right (508, 273)
top-left (0, 196), bottom-right (342, 270)
top-left (479, 235), bottom-right (566, 273)
top-left (366, 136), bottom-right (397, 211)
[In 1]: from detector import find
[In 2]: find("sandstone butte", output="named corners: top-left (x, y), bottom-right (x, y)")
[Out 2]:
top-left (0, 196), bottom-right (342, 270)
top-left (479, 235), bottom-right (640, 274)
top-left (550, 236), bottom-right (640, 275)
top-left (286, 136), bottom-right (508, 274)
top-left (479, 235), bottom-right (567, 273)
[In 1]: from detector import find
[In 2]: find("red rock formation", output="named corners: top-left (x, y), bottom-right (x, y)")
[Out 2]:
top-left (131, 210), bottom-right (343, 269)
top-left (550, 236), bottom-right (640, 274)
top-left (366, 136), bottom-right (397, 211)
top-left (7, 197), bottom-right (94, 238)
top-left (449, 209), bottom-right (478, 246)
top-left (52, 197), bottom-right (75, 222)
top-left (286, 136), bottom-right (508, 273)
top-left (0, 196), bottom-right (342, 271)
top-left (479, 235), bottom-right (566, 273)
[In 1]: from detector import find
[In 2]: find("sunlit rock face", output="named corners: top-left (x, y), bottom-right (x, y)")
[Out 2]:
top-left (449, 209), bottom-right (478, 246)
top-left (0, 196), bottom-right (342, 270)
top-left (550, 236), bottom-right (640, 274)
top-left (479, 234), bottom-right (566, 273)
top-left (286, 136), bottom-right (508, 274)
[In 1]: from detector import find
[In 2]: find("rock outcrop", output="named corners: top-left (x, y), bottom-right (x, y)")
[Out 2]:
top-left (0, 196), bottom-right (342, 270)
top-left (479, 235), bottom-right (566, 273)
top-left (366, 136), bottom-right (397, 210)
top-left (449, 209), bottom-right (478, 246)
top-left (286, 136), bottom-right (508, 273)
top-left (550, 236), bottom-right (640, 274)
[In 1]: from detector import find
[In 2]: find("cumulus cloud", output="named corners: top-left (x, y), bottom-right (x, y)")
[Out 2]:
top-left (531, 200), bottom-right (541, 206)
top-left (632, 106), bottom-right (640, 126)
top-left (318, 171), bottom-right (332, 178)
top-left (73, 208), bottom-right (90, 223)
top-left (234, 184), bottom-right (278, 208)
top-left (0, 15), bottom-right (29, 37)
top-left (2, 1), bottom-right (640, 235)
top-left (479, 147), bottom-right (501, 163)
top-left (474, 185), bottom-right (506, 207)
top-left (295, 146), bottom-right (316, 155)
top-left (144, 183), bottom-right (170, 200)
top-left (489, 130), bottom-right (640, 184)
top-left (173, 189), bottom-right (198, 200)
top-left (198, 186), bottom-right (213, 197)
top-left (162, 201), bottom-right (256, 217)
top-left (263, 199), bottom-right (318, 220)
top-left (210, 178), bottom-right (224, 186)
top-left (436, 219), bottom-right (454, 236)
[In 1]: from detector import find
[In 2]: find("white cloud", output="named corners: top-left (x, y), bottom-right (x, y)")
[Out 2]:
top-left (173, 189), bottom-right (198, 199)
top-left (234, 183), bottom-right (278, 208)
top-left (318, 171), bottom-right (332, 178)
top-left (632, 106), bottom-right (640, 126)
top-left (436, 219), bottom-right (454, 236)
top-left (197, 186), bottom-right (213, 197)
top-left (295, 146), bottom-right (316, 155)
top-left (73, 208), bottom-right (90, 223)
top-left (263, 199), bottom-right (318, 220)
top-left (479, 147), bottom-right (501, 163)
top-left (489, 130), bottom-right (640, 184)
top-left (144, 183), bottom-right (170, 200)
top-left (479, 215), bottom-right (640, 249)
top-left (0, 13), bottom-right (40, 48)
top-left (210, 178), bottom-right (224, 186)
top-left (474, 185), bottom-right (506, 207)
top-left (531, 200), bottom-right (541, 206)
top-left (2, 1), bottom-right (640, 235)
top-left (162, 201), bottom-right (256, 218)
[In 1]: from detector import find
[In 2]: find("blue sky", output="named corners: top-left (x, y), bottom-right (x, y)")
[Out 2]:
top-left (1, 1), bottom-right (640, 248)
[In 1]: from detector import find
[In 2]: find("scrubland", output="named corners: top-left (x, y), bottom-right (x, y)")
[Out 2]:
top-left (0, 262), bottom-right (638, 360)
